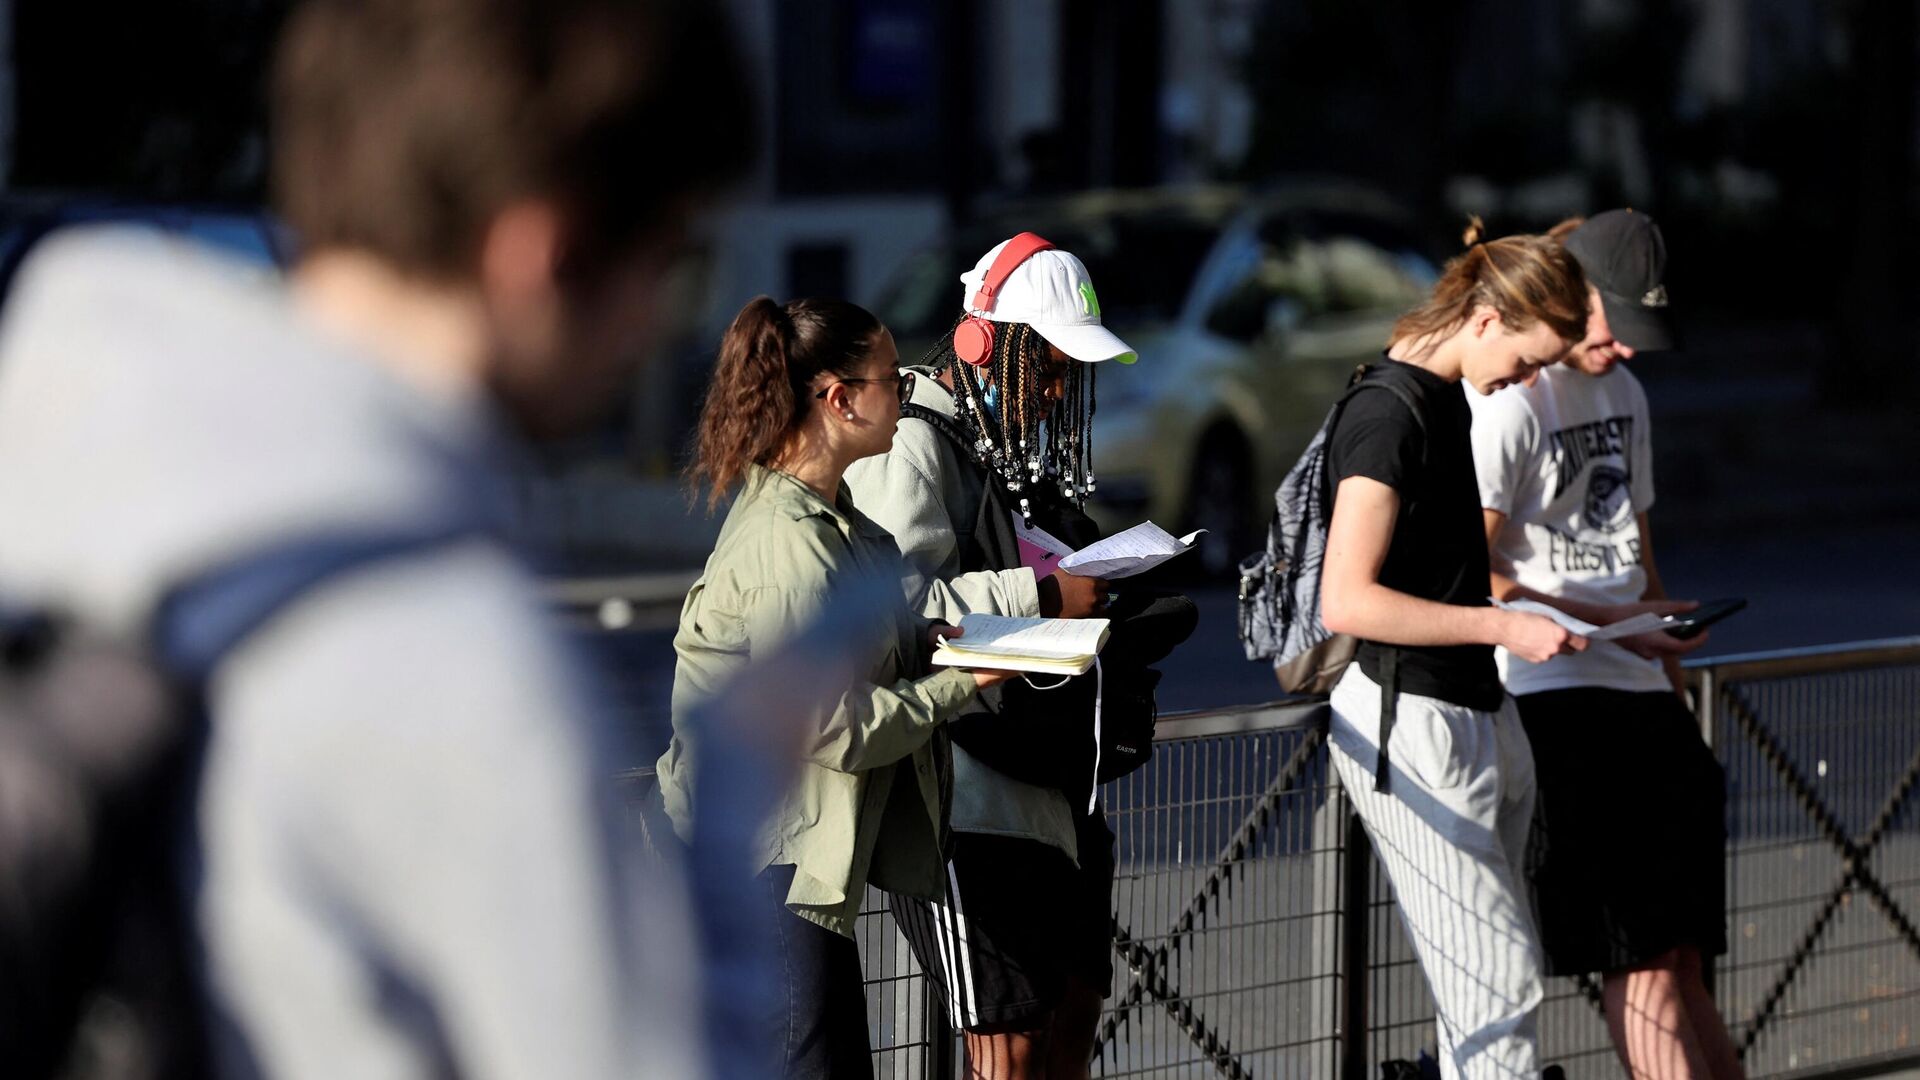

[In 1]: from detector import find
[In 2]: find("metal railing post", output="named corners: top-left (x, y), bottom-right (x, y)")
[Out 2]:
top-left (1695, 665), bottom-right (1717, 750)
top-left (1693, 664), bottom-right (1719, 999)
top-left (1341, 805), bottom-right (1373, 1080)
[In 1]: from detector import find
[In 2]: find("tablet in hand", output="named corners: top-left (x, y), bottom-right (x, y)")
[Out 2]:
top-left (1663, 598), bottom-right (1747, 640)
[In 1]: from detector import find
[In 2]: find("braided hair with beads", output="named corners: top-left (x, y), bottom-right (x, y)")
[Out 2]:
top-left (927, 315), bottom-right (1098, 520)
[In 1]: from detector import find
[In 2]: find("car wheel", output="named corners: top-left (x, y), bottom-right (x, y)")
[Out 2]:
top-left (1187, 428), bottom-right (1255, 580)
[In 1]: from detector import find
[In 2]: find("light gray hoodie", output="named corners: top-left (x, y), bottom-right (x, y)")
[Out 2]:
top-left (0, 228), bottom-right (701, 1080)
top-left (843, 369), bottom-right (1079, 861)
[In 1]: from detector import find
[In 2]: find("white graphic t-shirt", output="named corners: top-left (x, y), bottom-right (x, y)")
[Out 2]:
top-left (1468, 364), bottom-right (1669, 695)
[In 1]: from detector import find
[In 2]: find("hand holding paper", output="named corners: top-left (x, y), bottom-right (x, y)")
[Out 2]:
top-left (1042, 567), bottom-right (1109, 619)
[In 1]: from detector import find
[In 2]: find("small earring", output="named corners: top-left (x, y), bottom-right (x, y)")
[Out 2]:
top-left (843, 412), bottom-right (855, 421)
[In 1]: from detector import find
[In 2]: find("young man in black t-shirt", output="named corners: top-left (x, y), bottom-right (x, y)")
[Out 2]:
top-left (1318, 222), bottom-right (1591, 1080)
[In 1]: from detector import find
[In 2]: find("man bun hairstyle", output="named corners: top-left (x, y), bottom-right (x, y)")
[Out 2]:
top-left (1391, 216), bottom-right (1590, 349)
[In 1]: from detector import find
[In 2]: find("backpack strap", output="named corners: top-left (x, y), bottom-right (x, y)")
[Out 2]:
top-left (898, 401), bottom-right (1022, 574)
top-left (1375, 639), bottom-right (1401, 793)
top-left (899, 400), bottom-right (970, 449)
top-left (1323, 363), bottom-right (1430, 505)
top-left (153, 522), bottom-right (478, 684)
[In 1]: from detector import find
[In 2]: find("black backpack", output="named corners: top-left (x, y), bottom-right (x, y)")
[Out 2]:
top-left (0, 527), bottom-right (469, 1079)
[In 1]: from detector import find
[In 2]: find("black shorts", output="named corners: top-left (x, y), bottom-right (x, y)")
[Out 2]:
top-left (1517, 687), bottom-right (1729, 976)
top-left (889, 809), bottom-right (1115, 1031)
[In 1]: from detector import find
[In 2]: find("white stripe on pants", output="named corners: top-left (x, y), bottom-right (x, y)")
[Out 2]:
top-left (1328, 664), bottom-right (1544, 1080)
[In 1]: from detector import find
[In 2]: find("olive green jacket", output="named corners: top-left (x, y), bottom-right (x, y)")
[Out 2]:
top-left (657, 464), bottom-right (978, 937)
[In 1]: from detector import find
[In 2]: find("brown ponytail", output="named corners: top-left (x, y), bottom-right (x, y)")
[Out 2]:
top-left (1390, 216), bottom-right (1589, 352)
top-left (687, 296), bottom-right (884, 512)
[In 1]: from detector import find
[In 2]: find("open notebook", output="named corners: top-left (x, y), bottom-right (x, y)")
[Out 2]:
top-left (931, 613), bottom-right (1112, 676)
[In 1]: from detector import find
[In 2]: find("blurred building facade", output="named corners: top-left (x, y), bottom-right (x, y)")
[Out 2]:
top-left (0, 0), bottom-right (1908, 503)
top-left (692, 0), bottom-right (1874, 321)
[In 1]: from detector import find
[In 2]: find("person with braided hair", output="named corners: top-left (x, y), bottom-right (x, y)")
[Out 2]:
top-left (941, 317), bottom-right (1103, 519)
top-left (846, 236), bottom-right (1195, 1080)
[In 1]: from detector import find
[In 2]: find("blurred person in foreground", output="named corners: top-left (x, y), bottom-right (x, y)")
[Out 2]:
top-left (661, 296), bottom-right (1015, 1079)
top-left (1318, 220), bottom-right (1591, 1079)
top-left (0, 0), bottom-right (751, 1076)
top-left (1470, 211), bottom-right (1740, 1079)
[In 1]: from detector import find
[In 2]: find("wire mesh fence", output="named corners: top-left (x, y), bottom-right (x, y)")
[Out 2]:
top-left (1093, 709), bottom-right (1340, 1077)
top-left (1704, 644), bottom-right (1920, 1078)
top-left (623, 637), bottom-right (1920, 1078)
top-left (844, 638), bottom-right (1920, 1079)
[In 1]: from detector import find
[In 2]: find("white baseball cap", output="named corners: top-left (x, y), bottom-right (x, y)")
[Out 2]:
top-left (959, 237), bottom-right (1138, 364)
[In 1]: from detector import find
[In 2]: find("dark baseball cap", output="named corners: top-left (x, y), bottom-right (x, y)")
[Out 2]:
top-left (1563, 209), bottom-right (1679, 352)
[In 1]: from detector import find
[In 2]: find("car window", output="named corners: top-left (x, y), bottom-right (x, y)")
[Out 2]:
top-left (1315, 234), bottom-right (1431, 314)
top-left (1202, 231), bottom-right (1328, 343)
top-left (1051, 217), bottom-right (1215, 328)
top-left (1203, 212), bottom-right (1436, 343)
top-left (875, 247), bottom-right (960, 343)
top-left (1295, 211), bottom-right (1436, 314)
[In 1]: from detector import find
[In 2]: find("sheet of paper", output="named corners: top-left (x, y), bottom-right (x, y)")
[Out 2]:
top-left (1490, 598), bottom-right (1668, 641)
top-left (1583, 613), bottom-right (1671, 640)
top-left (941, 613), bottom-right (1111, 661)
top-left (1059, 521), bottom-right (1205, 579)
top-left (1492, 598), bottom-right (1597, 636)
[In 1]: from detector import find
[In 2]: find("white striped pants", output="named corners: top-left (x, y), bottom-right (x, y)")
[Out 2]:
top-left (1328, 665), bottom-right (1545, 1080)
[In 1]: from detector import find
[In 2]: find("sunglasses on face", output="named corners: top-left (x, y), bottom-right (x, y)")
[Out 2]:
top-left (815, 369), bottom-right (916, 407)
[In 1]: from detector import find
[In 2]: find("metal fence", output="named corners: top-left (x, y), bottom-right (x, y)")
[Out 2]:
top-left (837, 637), bottom-right (1920, 1079)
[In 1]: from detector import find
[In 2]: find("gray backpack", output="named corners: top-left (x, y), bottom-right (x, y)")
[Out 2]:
top-left (1237, 366), bottom-right (1425, 695)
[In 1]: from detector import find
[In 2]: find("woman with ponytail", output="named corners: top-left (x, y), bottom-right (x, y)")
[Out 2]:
top-left (659, 296), bottom-right (1011, 1080)
top-left (1317, 220), bottom-right (1593, 1078)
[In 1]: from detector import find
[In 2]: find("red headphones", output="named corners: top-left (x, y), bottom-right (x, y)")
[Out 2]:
top-left (954, 232), bottom-right (1055, 366)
